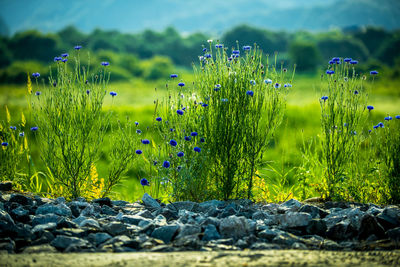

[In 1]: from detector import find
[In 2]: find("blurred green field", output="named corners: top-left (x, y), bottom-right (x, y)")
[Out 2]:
top-left (1, 73), bottom-right (399, 201)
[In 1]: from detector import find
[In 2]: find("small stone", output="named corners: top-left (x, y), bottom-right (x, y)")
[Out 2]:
top-left (252, 211), bottom-right (271, 220)
top-left (120, 214), bottom-right (148, 225)
top-left (166, 201), bottom-right (200, 212)
top-left (326, 221), bottom-right (356, 241)
top-left (53, 228), bottom-right (86, 238)
top-left (358, 214), bottom-right (385, 240)
top-left (279, 199), bottom-right (302, 213)
top-left (36, 203), bottom-right (72, 217)
top-left (0, 209), bottom-right (15, 225)
top-left (0, 238), bottom-right (15, 253)
top-left (142, 193), bottom-right (161, 210)
top-left (103, 222), bottom-right (129, 236)
top-left (377, 206), bottom-right (400, 230)
top-left (272, 232), bottom-right (304, 247)
top-left (258, 228), bottom-right (282, 241)
top-left (299, 204), bottom-right (329, 218)
top-left (92, 197), bottom-right (112, 207)
top-left (55, 197), bottom-right (66, 204)
top-left (32, 214), bottom-right (60, 226)
top-left (292, 242), bottom-right (308, 249)
top-left (135, 209), bottom-right (154, 219)
top-left (202, 224), bottom-right (221, 241)
top-left (387, 227), bottom-right (400, 242)
top-left (279, 212), bottom-right (312, 228)
top-left (220, 215), bottom-right (252, 240)
top-left (151, 225), bottom-right (180, 243)
top-left (101, 205), bottom-right (118, 216)
top-left (9, 194), bottom-right (33, 206)
top-left (32, 222), bottom-right (57, 234)
top-left (79, 218), bottom-right (100, 229)
top-left (87, 232), bottom-right (112, 246)
top-left (175, 224), bottom-right (201, 239)
top-left (9, 206), bottom-right (30, 223)
top-left (305, 219), bottom-right (327, 237)
top-left (32, 230), bottom-right (55, 245)
top-left (50, 235), bottom-right (90, 251)
top-left (0, 182), bottom-right (12, 191)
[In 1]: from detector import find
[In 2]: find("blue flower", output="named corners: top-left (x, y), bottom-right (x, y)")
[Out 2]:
top-left (153, 160), bottom-right (158, 166)
top-left (246, 90), bottom-right (254, 97)
top-left (170, 74), bottom-right (178, 78)
top-left (214, 84), bottom-right (221, 91)
top-left (110, 91), bottom-right (117, 97)
top-left (135, 121), bottom-right (139, 126)
top-left (19, 132), bottom-right (24, 137)
top-left (10, 126), bottom-right (16, 130)
top-left (54, 57), bottom-right (62, 62)
top-left (284, 84), bottom-right (292, 88)
top-left (396, 115), bottom-right (400, 119)
top-left (191, 132), bottom-right (198, 137)
top-left (177, 109), bottom-right (184, 115)
top-left (136, 129), bottom-right (142, 134)
top-left (332, 57), bottom-right (340, 62)
top-left (86, 90), bottom-right (90, 95)
top-left (169, 139), bottom-right (177, 146)
top-left (177, 166), bottom-right (182, 171)
top-left (367, 105), bottom-right (374, 111)
top-left (351, 131), bottom-right (357, 135)
top-left (321, 96), bottom-right (328, 101)
top-left (32, 73), bottom-right (40, 78)
top-left (350, 60), bottom-right (358, 65)
top-left (354, 90), bottom-right (359, 95)
top-left (370, 70), bottom-right (378, 75)
top-left (373, 125), bottom-right (379, 129)
top-left (136, 149), bottom-right (143, 155)
top-left (194, 147), bottom-right (201, 152)
top-left (344, 58), bottom-right (352, 63)
top-left (142, 139), bottom-right (150, 145)
top-left (170, 128), bottom-right (174, 132)
top-left (35, 91), bottom-right (41, 96)
top-left (156, 117), bottom-right (162, 122)
top-left (379, 122), bottom-right (384, 128)
top-left (344, 123), bottom-right (348, 127)
top-left (140, 178), bottom-right (150, 186)
top-left (215, 44), bottom-right (223, 48)
top-left (62, 59), bottom-right (68, 63)
top-left (202, 48), bottom-right (207, 52)
top-left (178, 82), bottom-right (185, 87)
top-left (250, 80), bottom-right (256, 85)
top-left (264, 79), bottom-right (272, 84)
top-left (61, 53), bottom-right (69, 58)
top-left (243, 45), bottom-right (251, 51)
top-left (232, 50), bottom-right (240, 55)
top-left (326, 70), bottom-right (334, 75)
top-left (163, 161), bottom-right (170, 168)
top-left (74, 45), bottom-right (82, 50)
top-left (205, 53), bottom-right (212, 58)
top-left (184, 136), bottom-right (191, 141)
top-left (221, 98), bottom-right (228, 102)
top-left (1, 142), bottom-right (8, 147)
top-left (177, 151), bottom-right (184, 157)
top-left (202, 103), bottom-right (208, 107)
top-left (101, 62), bottom-right (110, 66)
top-left (328, 60), bottom-right (334, 64)
top-left (30, 126), bottom-right (38, 132)
top-left (274, 83), bottom-right (281, 89)
top-left (200, 138), bottom-right (205, 143)
top-left (385, 116), bottom-right (393, 121)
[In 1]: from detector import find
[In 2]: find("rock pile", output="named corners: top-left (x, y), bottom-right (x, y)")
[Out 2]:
top-left (1, 190), bottom-right (400, 253)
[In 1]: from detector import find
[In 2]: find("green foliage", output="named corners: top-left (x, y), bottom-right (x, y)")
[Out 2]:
top-left (141, 56), bottom-right (173, 80)
top-left (289, 42), bottom-right (321, 71)
top-left (0, 60), bottom-right (48, 83)
top-left (317, 37), bottom-right (369, 62)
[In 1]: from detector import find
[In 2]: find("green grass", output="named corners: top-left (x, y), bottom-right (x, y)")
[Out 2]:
top-left (1, 74), bottom-right (399, 201)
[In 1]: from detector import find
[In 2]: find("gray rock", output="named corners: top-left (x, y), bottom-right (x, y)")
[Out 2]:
top-left (272, 232), bottom-right (304, 246)
top-left (9, 194), bottom-right (33, 206)
top-left (80, 204), bottom-right (100, 217)
top-left (198, 200), bottom-right (224, 213)
top-left (366, 206), bottom-right (383, 216)
top-left (0, 238), bottom-right (15, 253)
top-left (166, 201), bottom-right (200, 212)
top-left (32, 222), bottom-right (57, 234)
top-left (111, 200), bottom-right (129, 207)
top-left (72, 216), bottom-right (87, 226)
top-left (92, 197), bottom-right (112, 207)
top-left (377, 206), bottom-right (400, 230)
top-left (322, 239), bottom-right (342, 250)
top-left (101, 205), bottom-right (118, 216)
top-left (201, 217), bottom-right (220, 227)
top-left (252, 211), bottom-right (271, 220)
top-left (32, 230), bottom-right (55, 245)
top-left (326, 221), bottom-right (356, 241)
top-left (10, 206), bottom-right (30, 223)
top-left (151, 225), bottom-right (180, 243)
top-left (220, 215), bottom-right (252, 240)
top-left (280, 199), bottom-right (302, 212)
top-left (32, 214), bottom-right (60, 226)
top-left (55, 197), bottom-right (66, 204)
top-left (279, 212), bottom-right (312, 228)
top-left (79, 218), bottom-right (100, 228)
top-left (305, 219), bottom-right (327, 237)
top-left (387, 227), bottom-right (400, 242)
top-left (174, 234), bottom-right (202, 249)
top-left (153, 214), bottom-right (167, 226)
top-left (250, 242), bottom-right (281, 250)
top-left (36, 203), bottom-right (72, 217)
top-left (262, 203), bottom-right (280, 214)
top-left (136, 209), bottom-right (155, 219)
top-left (258, 228), bottom-right (283, 240)
top-left (50, 235), bottom-right (90, 251)
top-left (120, 214), bottom-right (149, 225)
top-left (53, 228), bottom-right (86, 238)
top-left (87, 232), bottom-right (112, 246)
top-left (0, 209), bottom-right (15, 225)
top-left (292, 242), bottom-right (308, 249)
top-left (299, 204), bottom-right (329, 218)
top-left (347, 208), bottom-right (366, 231)
top-left (142, 193), bottom-right (161, 210)
top-left (358, 214), bottom-right (385, 240)
top-left (202, 224), bottom-right (221, 241)
top-left (104, 222), bottom-right (129, 236)
top-left (175, 224), bottom-right (201, 239)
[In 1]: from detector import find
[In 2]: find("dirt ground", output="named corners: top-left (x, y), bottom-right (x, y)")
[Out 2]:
top-left (1, 250), bottom-right (400, 267)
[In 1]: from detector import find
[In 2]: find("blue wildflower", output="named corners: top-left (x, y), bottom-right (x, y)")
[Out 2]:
top-left (373, 125), bottom-right (379, 129)
top-left (169, 139), bottom-right (177, 146)
top-left (135, 149), bottom-right (143, 155)
top-left (170, 74), bottom-right (178, 78)
top-left (243, 45), bottom-right (251, 51)
top-left (328, 60), bottom-right (334, 64)
top-left (321, 96), bottom-right (328, 101)
top-left (284, 84), bottom-right (292, 88)
top-left (178, 82), bottom-right (185, 87)
top-left (250, 80), bottom-right (256, 85)
top-left (19, 132), bottom-right (24, 137)
top-left (135, 121), bottom-right (139, 126)
top-left (344, 123), bottom-right (348, 127)
top-left (54, 57), bottom-right (62, 62)
top-left (30, 126), bottom-right (38, 132)
top-left (62, 59), bottom-right (68, 63)
top-left (194, 147), bottom-right (201, 152)
top-left (274, 83), bottom-right (281, 89)
top-left (354, 90), bottom-right (359, 95)
top-left (221, 98), bottom-right (228, 102)
top-left (367, 105), bottom-right (374, 111)
top-left (1, 142), bottom-right (8, 147)
top-left (379, 122), bottom-right (384, 128)
top-left (344, 58), bottom-right (352, 63)
top-left (140, 178), bottom-right (149, 186)
top-left (370, 70), bottom-right (378, 75)
top-left (332, 57), bottom-right (340, 62)
top-left (141, 139), bottom-right (150, 145)
top-left (215, 44), bottom-right (223, 48)
top-left (86, 90), bottom-right (90, 95)
top-left (350, 60), bottom-right (358, 65)
top-left (35, 91), bottom-right (41, 96)
top-left (200, 138), bottom-right (205, 143)
top-left (264, 79), bottom-right (272, 84)
top-left (246, 90), bottom-right (254, 97)
top-left (184, 136), bottom-right (191, 141)
top-left (61, 53), bottom-right (69, 58)
top-left (202, 103), bottom-right (208, 107)
top-left (136, 129), bottom-right (142, 134)
top-left (385, 116), bottom-right (393, 121)
top-left (153, 160), bottom-right (158, 166)
top-left (351, 131), bottom-right (357, 135)
top-left (202, 48), bottom-right (207, 52)
top-left (205, 53), bottom-right (212, 58)
top-left (232, 50), bottom-right (240, 55)
top-left (396, 115), bottom-right (400, 119)
top-left (214, 84), bottom-right (221, 91)
top-left (177, 109), bottom-right (184, 115)
top-left (156, 117), bottom-right (162, 122)
top-left (163, 161), bottom-right (170, 168)
top-left (32, 73), bottom-right (40, 78)
top-left (10, 126), bottom-right (16, 130)
top-left (110, 91), bottom-right (117, 97)
top-left (170, 128), bottom-right (174, 132)
top-left (326, 70), bottom-right (334, 75)
top-left (177, 151), bottom-right (184, 157)
top-left (191, 132), bottom-right (198, 137)
top-left (74, 45), bottom-right (82, 50)
top-left (101, 62), bottom-right (109, 66)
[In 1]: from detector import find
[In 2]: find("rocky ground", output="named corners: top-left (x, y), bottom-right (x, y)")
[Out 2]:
top-left (1, 181), bottom-right (400, 256)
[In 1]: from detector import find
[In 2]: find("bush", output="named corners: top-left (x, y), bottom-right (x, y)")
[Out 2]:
top-left (289, 42), bottom-right (321, 72)
top-left (0, 60), bottom-right (48, 84)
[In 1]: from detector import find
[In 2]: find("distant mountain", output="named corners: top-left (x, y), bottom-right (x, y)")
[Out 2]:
top-left (1, 0), bottom-right (399, 36)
